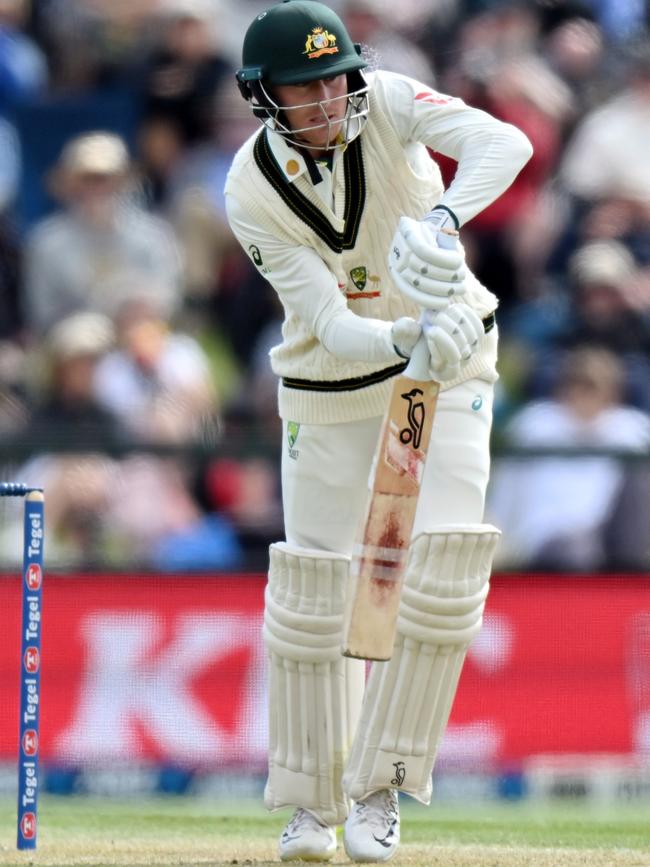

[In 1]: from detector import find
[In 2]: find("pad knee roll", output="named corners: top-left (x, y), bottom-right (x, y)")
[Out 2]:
top-left (264, 542), bottom-right (364, 826)
top-left (397, 525), bottom-right (497, 646)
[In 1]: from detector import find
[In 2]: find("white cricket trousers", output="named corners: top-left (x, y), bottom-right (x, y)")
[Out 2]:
top-left (281, 376), bottom-right (495, 553)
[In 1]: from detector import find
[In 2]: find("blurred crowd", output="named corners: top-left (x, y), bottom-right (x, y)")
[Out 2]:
top-left (0, 0), bottom-right (649, 571)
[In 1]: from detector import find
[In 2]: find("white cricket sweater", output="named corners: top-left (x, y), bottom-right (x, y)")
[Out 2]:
top-left (225, 71), bottom-right (532, 424)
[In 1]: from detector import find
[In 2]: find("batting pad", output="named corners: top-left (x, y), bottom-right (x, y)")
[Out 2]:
top-left (343, 524), bottom-right (500, 804)
top-left (264, 542), bottom-right (365, 826)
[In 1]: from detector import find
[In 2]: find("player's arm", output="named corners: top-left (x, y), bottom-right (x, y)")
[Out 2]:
top-left (378, 70), bottom-right (532, 296)
top-left (377, 71), bottom-right (531, 378)
top-left (374, 70), bottom-right (534, 228)
top-left (225, 192), bottom-right (425, 362)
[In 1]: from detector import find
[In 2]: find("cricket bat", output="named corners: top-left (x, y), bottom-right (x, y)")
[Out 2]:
top-left (341, 230), bottom-right (457, 661)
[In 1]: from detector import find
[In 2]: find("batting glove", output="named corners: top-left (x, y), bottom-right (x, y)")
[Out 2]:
top-left (390, 316), bottom-right (422, 359)
top-left (424, 303), bottom-right (484, 381)
top-left (388, 209), bottom-right (466, 311)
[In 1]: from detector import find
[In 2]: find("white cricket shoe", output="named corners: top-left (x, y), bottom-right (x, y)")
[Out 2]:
top-left (343, 789), bottom-right (400, 862)
top-left (279, 808), bottom-right (337, 862)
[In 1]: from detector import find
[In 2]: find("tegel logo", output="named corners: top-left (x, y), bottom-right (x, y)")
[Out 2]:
top-left (26, 564), bottom-right (42, 590)
top-left (24, 647), bottom-right (40, 673)
top-left (22, 729), bottom-right (38, 756)
top-left (20, 812), bottom-right (36, 840)
top-left (472, 395), bottom-right (483, 411)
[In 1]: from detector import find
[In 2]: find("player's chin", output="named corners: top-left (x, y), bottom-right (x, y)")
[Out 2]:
top-left (307, 129), bottom-right (344, 151)
top-left (298, 135), bottom-right (335, 151)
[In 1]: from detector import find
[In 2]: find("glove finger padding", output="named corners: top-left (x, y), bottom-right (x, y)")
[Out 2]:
top-left (397, 257), bottom-right (466, 299)
top-left (426, 324), bottom-right (463, 362)
top-left (445, 303), bottom-right (484, 336)
top-left (394, 248), bottom-right (466, 283)
top-left (452, 305), bottom-right (484, 357)
top-left (427, 341), bottom-right (460, 382)
top-left (395, 216), bottom-right (465, 271)
top-left (391, 268), bottom-right (459, 311)
top-left (389, 216), bottom-right (467, 307)
top-left (427, 306), bottom-right (482, 360)
top-left (424, 303), bottom-right (485, 381)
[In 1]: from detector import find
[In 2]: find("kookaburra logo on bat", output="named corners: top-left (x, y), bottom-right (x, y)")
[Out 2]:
top-left (399, 387), bottom-right (425, 449)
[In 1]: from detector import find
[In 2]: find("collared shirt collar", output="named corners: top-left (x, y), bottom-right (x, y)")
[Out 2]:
top-left (266, 129), bottom-right (311, 183)
top-left (265, 127), bottom-right (342, 185)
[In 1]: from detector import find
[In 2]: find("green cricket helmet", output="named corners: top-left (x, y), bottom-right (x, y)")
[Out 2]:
top-left (236, 0), bottom-right (370, 150)
top-left (238, 0), bottom-right (367, 86)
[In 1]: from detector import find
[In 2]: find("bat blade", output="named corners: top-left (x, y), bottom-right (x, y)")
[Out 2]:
top-left (342, 371), bottom-right (439, 661)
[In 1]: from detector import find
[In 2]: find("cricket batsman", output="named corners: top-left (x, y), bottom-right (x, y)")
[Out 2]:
top-left (225, 0), bottom-right (532, 860)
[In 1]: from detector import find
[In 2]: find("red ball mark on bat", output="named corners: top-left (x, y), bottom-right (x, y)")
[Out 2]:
top-left (369, 511), bottom-right (405, 604)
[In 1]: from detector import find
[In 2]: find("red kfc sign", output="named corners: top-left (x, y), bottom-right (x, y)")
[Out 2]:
top-left (0, 573), bottom-right (649, 769)
top-left (1, 574), bottom-right (268, 767)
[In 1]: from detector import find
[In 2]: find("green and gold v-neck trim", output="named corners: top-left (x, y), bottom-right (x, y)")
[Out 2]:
top-left (253, 129), bottom-right (366, 254)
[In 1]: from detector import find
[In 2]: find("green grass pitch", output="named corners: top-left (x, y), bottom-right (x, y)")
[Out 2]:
top-left (1, 796), bottom-right (649, 866)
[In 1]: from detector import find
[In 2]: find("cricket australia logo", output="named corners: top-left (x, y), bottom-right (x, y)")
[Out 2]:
top-left (350, 266), bottom-right (367, 290)
top-left (304, 27), bottom-right (338, 59)
top-left (391, 761), bottom-right (406, 787)
top-left (399, 388), bottom-right (425, 449)
top-left (347, 266), bottom-right (381, 299)
top-left (287, 421), bottom-right (300, 460)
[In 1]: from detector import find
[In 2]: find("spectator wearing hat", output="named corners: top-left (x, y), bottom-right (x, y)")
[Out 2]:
top-left (6, 307), bottom-right (233, 571)
top-left (563, 240), bottom-right (650, 352)
top-left (2, 311), bottom-right (124, 568)
top-left (23, 131), bottom-right (183, 335)
top-left (28, 310), bottom-right (123, 448)
top-left (541, 240), bottom-right (650, 406)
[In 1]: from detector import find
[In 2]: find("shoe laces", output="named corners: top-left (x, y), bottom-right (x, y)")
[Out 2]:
top-left (354, 789), bottom-right (399, 832)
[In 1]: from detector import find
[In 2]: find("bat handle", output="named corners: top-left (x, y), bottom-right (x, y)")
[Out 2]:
top-left (404, 228), bottom-right (458, 382)
top-left (404, 330), bottom-right (430, 380)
